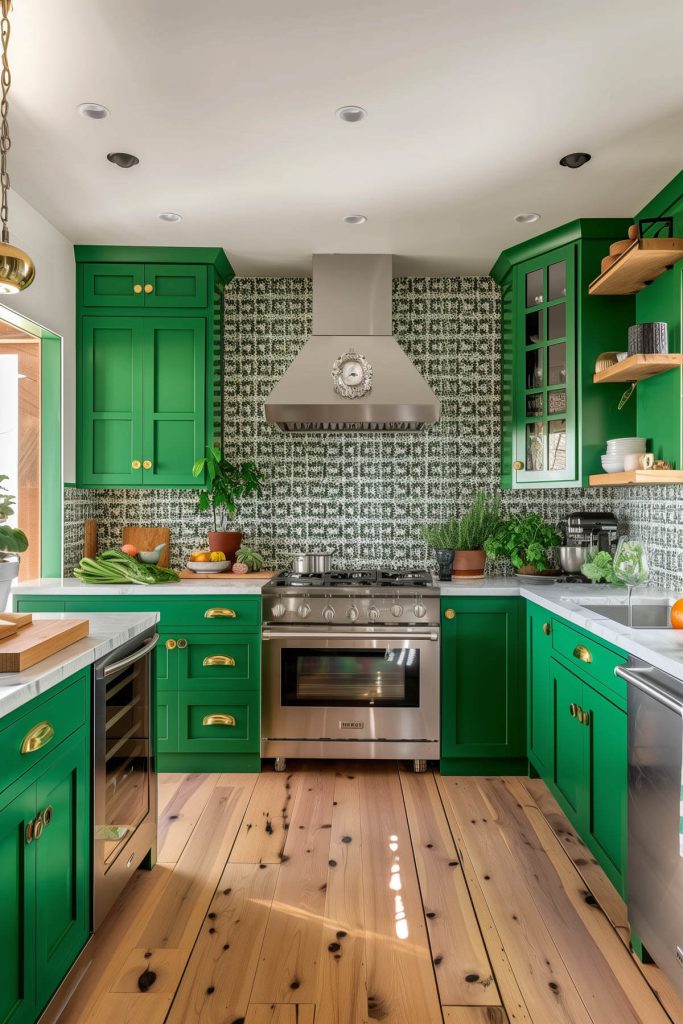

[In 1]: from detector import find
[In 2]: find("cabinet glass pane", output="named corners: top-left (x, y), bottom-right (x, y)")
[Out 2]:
top-left (525, 310), bottom-right (543, 345)
top-left (549, 419), bottom-right (567, 470)
top-left (548, 343), bottom-right (566, 385)
top-left (526, 422), bottom-right (545, 471)
top-left (526, 269), bottom-right (544, 307)
top-left (548, 260), bottom-right (566, 300)
top-left (548, 302), bottom-right (566, 340)
top-left (526, 393), bottom-right (544, 417)
top-left (526, 349), bottom-right (544, 389)
top-left (548, 388), bottom-right (567, 414)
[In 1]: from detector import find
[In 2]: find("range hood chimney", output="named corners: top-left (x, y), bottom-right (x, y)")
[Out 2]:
top-left (264, 254), bottom-right (440, 431)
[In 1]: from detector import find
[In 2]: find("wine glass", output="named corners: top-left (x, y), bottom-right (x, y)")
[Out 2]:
top-left (613, 537), bottom-right (650, 627)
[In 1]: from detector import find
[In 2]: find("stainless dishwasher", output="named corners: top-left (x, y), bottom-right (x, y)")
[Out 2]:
top-left (617, 657), bottom-right (683, 998)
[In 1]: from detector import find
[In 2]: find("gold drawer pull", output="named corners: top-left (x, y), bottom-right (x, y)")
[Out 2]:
top-left (21, 721), bottom-right (55, 755)
top-left (203, 654), bottom-right (236, 667)
top-left (144, 283), bottom-right (153, 294)
top-left (133, 283), bottom-right (142, 294)
top-left (202, 713), bottom-right (236, 727)
top-left (204, 607), bottom-right (236, 619)
top-left (444, 609), bottom-right (455, 620)
top-left (543, 622), bottom-right (552, 636)
top-left (573, 644), bottom-right (592, 664)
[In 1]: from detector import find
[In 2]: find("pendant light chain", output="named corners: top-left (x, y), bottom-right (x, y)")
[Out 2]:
top-left (0, 0), bottom-right (13, 245)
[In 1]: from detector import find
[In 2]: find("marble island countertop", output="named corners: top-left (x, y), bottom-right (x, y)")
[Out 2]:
top-left (0, 611), bottom-right (159, 719)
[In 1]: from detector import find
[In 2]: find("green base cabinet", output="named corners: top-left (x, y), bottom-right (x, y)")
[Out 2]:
top-left (0, 671), bottom-right (90, 1024)
top-left (526, 602), bottom-right (553, 778)
top-left (441, 597), bottom-right (526, 775)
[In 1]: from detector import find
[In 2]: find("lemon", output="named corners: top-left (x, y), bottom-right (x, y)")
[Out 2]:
top-left (210, 550), bottom-right (226, 562)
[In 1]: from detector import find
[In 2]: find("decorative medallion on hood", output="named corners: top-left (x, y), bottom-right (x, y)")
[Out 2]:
top-left (331, 351), bottom-right (373, 399)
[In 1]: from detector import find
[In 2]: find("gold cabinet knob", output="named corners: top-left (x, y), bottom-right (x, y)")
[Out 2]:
top-left (569, 703), bottom-right (577, 717)
top-left (580, 708), bottom-right (591, 727)
top-left (21, 721), bottom-right (55, 755)
top-left (132, 460), bottom-right (141, 470)
top-left (25, 819), bottom-right (34, 845)
top-left (33, 816), bottom-right (44, 841)
top-left (513, 460), bottom-right (524, 471)
top-left (202, 713), bottom-right (236, 727)
top-left (133, 284), bottom-right (143, 294)
top-left (144, 283), bottom-right (153, 294)
top-left (542, 622), bottom-right (552, 636)
top-left (43, 805), bottom-right (53, 827)
top-left (573, 644), bottom-right (592, 664)
top-left (177, 638), bottom-right (188, 649)
top-left (165, 638), bottom-right (177, 650)
top-left (204, 608), bottom-right (236, 619)
top-left (444, 608), bottom-right (455, 620)
top-left (143, 459), bottom-right (152, 470)
top-left (203, 654), bottom-right (236, 667)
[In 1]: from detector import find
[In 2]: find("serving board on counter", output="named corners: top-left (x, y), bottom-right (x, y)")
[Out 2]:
top-left (0, 612), bottom-right (33, 640)
top-left (179, 570), bottom-right (274, 580)
top-left (122, 526), bottom-right (170, 567)
top-left (0, 618), bottom-right (89, 672)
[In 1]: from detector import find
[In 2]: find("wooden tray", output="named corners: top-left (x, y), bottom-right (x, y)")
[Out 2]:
top-left (0, 619), bottom-right (89, 672)
top-left (179, 570), bottom-right (274, 580)
top-left (122, 526), bottom-right (170, 567)
top-left (0, 612), bottom-right (33, 640)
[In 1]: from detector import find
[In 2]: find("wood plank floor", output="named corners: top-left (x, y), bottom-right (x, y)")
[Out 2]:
top-left (44, 764), bottom-right (683, 1024)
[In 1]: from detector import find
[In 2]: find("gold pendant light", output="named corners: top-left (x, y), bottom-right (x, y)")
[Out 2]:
top-left (0, 0), bottom-right (34, 293)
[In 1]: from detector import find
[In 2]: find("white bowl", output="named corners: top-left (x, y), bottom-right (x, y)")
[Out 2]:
top-left (606, 437), bottom-right (646, 450)
top-left (601, 457), bottom-right (624, 472)
top-left (187, 560), bottom-right (230, 573)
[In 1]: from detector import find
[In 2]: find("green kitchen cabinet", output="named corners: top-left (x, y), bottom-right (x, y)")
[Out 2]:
top-left (0, 779), bottom-right (36, 1024)
top-left (75, 246), bottom-right (233, 489)
top-left (551, 658), bottom-right (587, 820)
top-left (440, 597), bottom-right (525, 774)
top-left (491, 219), bottom-right (637, 488)
top-left (526, 602), bottom-right (553, 780)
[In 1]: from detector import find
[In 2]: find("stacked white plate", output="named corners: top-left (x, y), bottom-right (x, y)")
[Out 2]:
top-left (601, 437), bottom-right (646, 473)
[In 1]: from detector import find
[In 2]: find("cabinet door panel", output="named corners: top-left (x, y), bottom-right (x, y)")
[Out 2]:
top-left (584, 684), bottom-right (627, 894)
top-left (82, 264), bottom-right (144, 308)
top-left (552, 659), bottom-right (584, 820)
top-left (142, 319), bottom-right (206, 485)
top-left (157, 692), bottom-right (179, 753)
top-left (177, 690), bottom-right (258, 753)
top-left (80, 318), bottom-right (143, 486)
top-left (527, 604), bottom-right (553, 779)
top-left (177, 633), bottom-right (259, 692)
top-left (0, 782), bottom-right (36, 1024)
top-left (143, 265), bottom-right (207, 308)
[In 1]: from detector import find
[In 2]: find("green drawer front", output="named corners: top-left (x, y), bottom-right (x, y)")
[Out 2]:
top-left (551, 617), bottom-right (626, 702)
top-left (157, 692), bottom-right (179, 752)
top-left (0, 671), bottom-right (88, 794)
top-left (178, 633), bottom-right (259, 691)
top-left (14, 598), bottom-right (66, 612)
top-left (152, 598), bottom-right (260, 629)
top-left (177, 690), bottom-right (258, 753)
top-left (144, 264), bottom-right (207, 308)
top-left (82, 263), bottom-right (145, 308)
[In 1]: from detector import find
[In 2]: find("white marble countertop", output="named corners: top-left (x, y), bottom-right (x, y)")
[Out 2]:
top-left (12, 577), bottom-right (268, 596)
top-left (0, 611), bottom-right (159, 719)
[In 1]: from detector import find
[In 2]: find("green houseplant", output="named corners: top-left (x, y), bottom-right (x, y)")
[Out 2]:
top-left (450, 491), bottom-right (501, 578)
top-left (419, 521), bottom-right (456, 580)
top-left (484, 512), bottom-right (561, 574)
top-left (192, 447), bottom-right (264, 561)
top-left (0, 475), bottom-right (28, 609)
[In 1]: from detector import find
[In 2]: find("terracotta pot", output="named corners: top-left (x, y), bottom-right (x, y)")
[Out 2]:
top-left (452, 549), bottom-right (486, 578)
top-left (208, 531), bottom-right (243, 562)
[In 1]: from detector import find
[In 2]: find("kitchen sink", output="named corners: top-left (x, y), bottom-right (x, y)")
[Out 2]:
top-left (579, 602), bottom-right (673, 629)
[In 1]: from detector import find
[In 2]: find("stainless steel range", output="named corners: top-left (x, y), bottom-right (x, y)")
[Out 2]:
top-left (261, 569), bottom-right (440, 771)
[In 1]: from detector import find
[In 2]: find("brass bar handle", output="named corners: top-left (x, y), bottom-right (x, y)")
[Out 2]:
top-left (143, 459), bottom-right (152, 470)
top-left (133, 283), bottom-right (142, 294)
top-left (21, 721), bottom-right (55, 755)
top-left (444, 609), bottom-right (455, 620)
top-left (543, 622), bottom-right (552, 636)
top-left (202, 713), bottom-right (236, 727)
top-left (144, 283), bottom-right (153, 294)
top-left (203, 654), bottom-right (236, 667)
top-left (513, 460), bottom-right (524, 470)
top-left (204, 608), bottom-right (236, 619)
top-left (131, 460), bottom-right (141, 470)
top-left (573, 644), bottom-right (592, 664)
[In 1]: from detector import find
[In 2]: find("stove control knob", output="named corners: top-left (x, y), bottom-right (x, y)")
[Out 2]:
top-left (391, 603), bottom-right (404, 618)
top-left (368, 605), bottom-right (381, 622)
top-left (347, 605), bottom-right (359, 622)
top-left (322, 604), bottom-right (335, 622)
top-left (414, 603), bottom-right (427, 618)
top-left (297, 603), bottom-right (311, 619)
top-left (272, 602), bottom-right (286, 619)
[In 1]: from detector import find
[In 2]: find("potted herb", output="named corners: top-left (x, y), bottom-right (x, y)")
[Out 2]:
top-left (450, 491), bottom-right (501, 578)
top-left (484, 512), bottom-right (561, 574)
top-left (192, 447), bottom-right (264, 563)
top-left (0, 475), bottom-right (28, 609)
top-left (419, 521), bottom-right (456, 580)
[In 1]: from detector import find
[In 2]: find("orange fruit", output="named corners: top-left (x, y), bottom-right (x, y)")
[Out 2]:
top-left (193, 552), bottom-right (211, 562)
top-left (671, 598), bottom-right (683, 629)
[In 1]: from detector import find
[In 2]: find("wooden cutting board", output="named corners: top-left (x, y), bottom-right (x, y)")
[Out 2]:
top-left (0, 619), bottom-right (89, 672)
top-left (0, 612), bottom-right (33, 641)
top-left (122, 526), bottom-right (170, 567)
top-left (179, 570), bottom-right (274, 580)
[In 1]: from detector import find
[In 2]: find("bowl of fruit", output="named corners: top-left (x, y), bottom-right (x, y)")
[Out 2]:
top-left (187, 550), bottom-right (230, 573)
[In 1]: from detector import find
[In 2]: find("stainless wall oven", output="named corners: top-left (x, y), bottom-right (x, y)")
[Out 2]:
top-left (93, 629), bottom-right (158, 928)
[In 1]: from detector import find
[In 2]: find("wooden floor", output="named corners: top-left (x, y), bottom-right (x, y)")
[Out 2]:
top-left (45, 764), bottom-right (683, 1024)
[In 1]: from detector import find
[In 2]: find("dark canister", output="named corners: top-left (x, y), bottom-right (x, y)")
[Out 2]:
top-left (627, 322), bottom-right (668, 356)
top-left (434, 548), bottom-right (455, 581)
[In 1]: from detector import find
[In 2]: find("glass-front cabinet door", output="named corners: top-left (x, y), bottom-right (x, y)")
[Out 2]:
top-left (513, 244), bottom-right (576, 485)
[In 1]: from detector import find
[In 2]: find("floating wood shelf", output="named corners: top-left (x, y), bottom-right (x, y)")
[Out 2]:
top-left (588, 237), bottom-right (683, 295)
top-left (593, 353), bottom-right (683, 384)
top-left (589, 469), bottom-right (683, 487)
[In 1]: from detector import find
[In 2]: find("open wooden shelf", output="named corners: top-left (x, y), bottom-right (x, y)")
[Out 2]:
top-left (588, 237), bottom-right (683, 295)
top-left (593, 353), bottom-right (683, 384)
top-left (589, 469), bottom-right (683, 487)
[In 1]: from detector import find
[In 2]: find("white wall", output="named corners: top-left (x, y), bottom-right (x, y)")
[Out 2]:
top-left (1, 190), bottom-right (76, 482)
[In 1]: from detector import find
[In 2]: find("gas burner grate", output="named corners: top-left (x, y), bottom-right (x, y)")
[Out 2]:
top-left (267, 568), bottom-right (434, 589)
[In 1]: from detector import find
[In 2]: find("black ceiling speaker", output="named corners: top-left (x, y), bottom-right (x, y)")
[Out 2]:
top-left (559, 152), bottom-right (591, 169)
top-left (107, 152), bottom-right (140, 168)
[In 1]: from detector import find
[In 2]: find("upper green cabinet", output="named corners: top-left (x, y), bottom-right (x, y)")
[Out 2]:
top-left (75, 246), bottom-right (233, 488)
top-left (491, 220), bottom-right (637, 488)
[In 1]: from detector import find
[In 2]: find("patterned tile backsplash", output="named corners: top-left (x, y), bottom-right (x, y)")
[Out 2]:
top-left (63, 276), bottom-right (683, 588)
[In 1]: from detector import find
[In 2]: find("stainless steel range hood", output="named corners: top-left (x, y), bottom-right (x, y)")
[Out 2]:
top-left (264, 254), bottom-right (440, 431)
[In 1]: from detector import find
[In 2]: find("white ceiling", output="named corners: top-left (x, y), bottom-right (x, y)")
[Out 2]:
top-left (8, 0), bottom-right (683, 276)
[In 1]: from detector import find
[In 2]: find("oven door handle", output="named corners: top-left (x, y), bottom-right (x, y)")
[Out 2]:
top-left (102, 633), bottom-right (159, 677)
top-left (262, 630), bottom-right (439, 641)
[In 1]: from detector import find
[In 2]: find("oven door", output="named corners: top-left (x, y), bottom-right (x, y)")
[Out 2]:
top-left (262, 627), bottom-right (440, 754)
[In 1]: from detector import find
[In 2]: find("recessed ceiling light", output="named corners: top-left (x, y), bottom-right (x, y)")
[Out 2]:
top-left (514, 212), bottom-right (541, 224)
top-left (107, 152), bottom-right (139, 168)
top-left (336, 105), bottom-right (367, 123)
top-left (159, 212), bottom-right (182, 223)
top-left (559, 152), bottom-right (591, 169)
top-left (77, 102), bottom-right (110, 120)
top-left (343, 214), bottom-right (367, 225)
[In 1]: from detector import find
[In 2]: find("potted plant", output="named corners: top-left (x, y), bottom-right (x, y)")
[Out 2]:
top-left (450, 491), bottom-right (501, 578)
top-left (484, 512), bottom-right (561, 575)
top-left (419, 521), bottom-right (456, 581)
top-left (192, 447), bottom-right (263, 562)
top-left (0, 475), bottom-right (28, 610)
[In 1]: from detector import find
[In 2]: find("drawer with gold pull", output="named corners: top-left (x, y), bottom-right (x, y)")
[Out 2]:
top-left (0, 668), bottom-right (88, 794)
top-left (551, 617), bottom-right (627, 703)
top-left (153, 597), bottom-right (260, 629)
top-left (176, 633), bottom-right (259, 691)
top-left (178, 690), bottom-right (258, 753)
